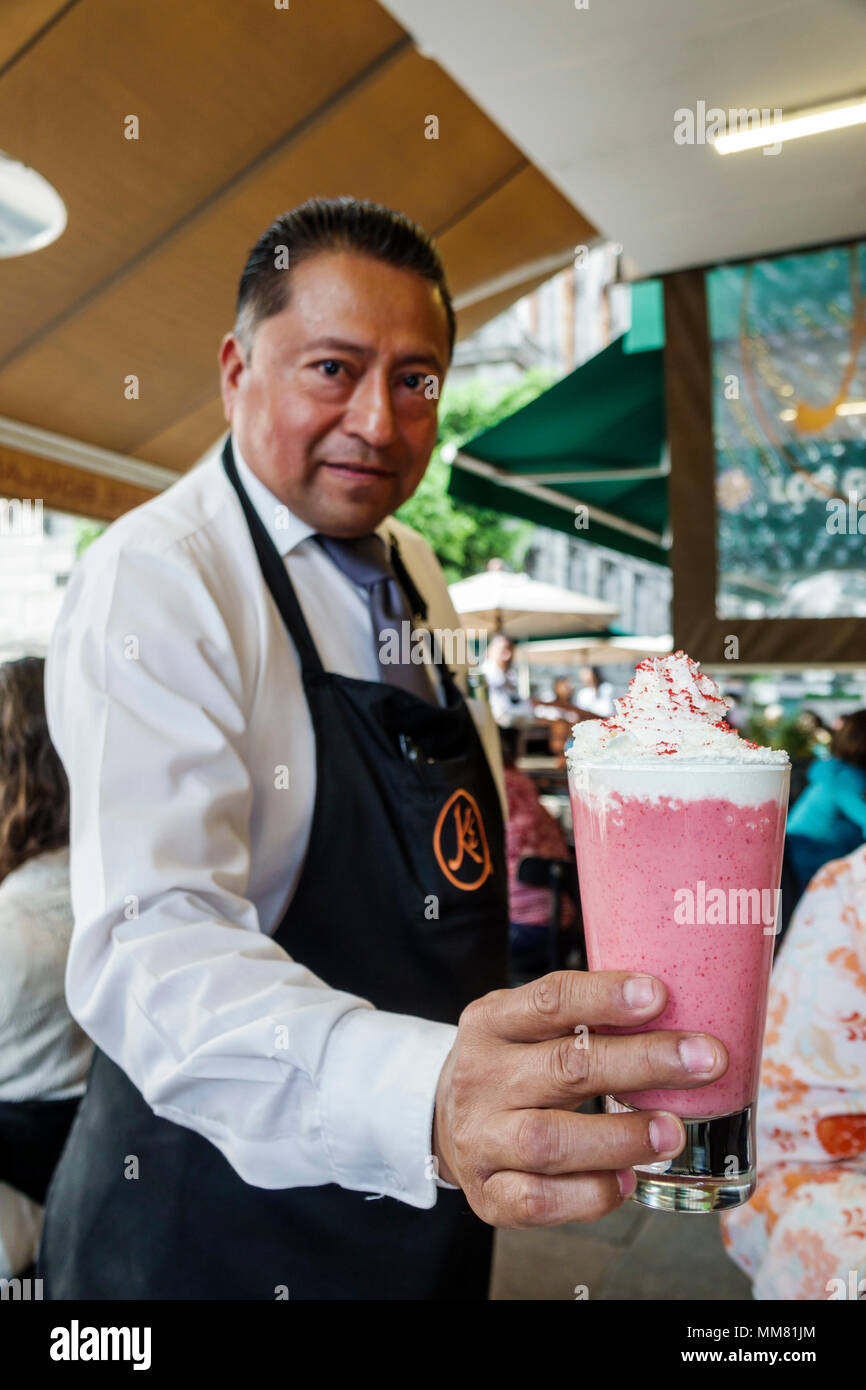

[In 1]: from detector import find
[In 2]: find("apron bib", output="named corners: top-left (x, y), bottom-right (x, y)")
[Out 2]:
top-left (37, 438), bottom-right (508, 1300)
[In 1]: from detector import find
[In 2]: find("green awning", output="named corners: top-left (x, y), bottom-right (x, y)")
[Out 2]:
top-left (448, 281), bottom-right (669, 566)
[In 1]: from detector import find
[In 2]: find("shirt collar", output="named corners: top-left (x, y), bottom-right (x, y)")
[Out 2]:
top-left (229, 436), bottom-right (392, 558)
top-left (231, 436), bottom-right (314, 558)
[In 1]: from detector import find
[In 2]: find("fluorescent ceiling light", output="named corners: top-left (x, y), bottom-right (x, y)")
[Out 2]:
top-left (0, 150), bottom-right (66, 257)
top-left (714, 96), bottom-right (866, 154)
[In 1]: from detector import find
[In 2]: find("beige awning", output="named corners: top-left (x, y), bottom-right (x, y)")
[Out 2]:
top-left (0, 0), bottom-right (594, 518)
top-left (449, 570), bottom-right (619, 639)
top-left (517, 634), bottom-right (674, 667)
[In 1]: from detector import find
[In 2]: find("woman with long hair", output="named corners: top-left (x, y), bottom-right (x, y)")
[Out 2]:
top-left (0, 657), bottom-right (92, 1280)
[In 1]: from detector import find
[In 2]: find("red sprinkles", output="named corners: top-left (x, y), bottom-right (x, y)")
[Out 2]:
top-left (597, 650), bottom-right (742, 756)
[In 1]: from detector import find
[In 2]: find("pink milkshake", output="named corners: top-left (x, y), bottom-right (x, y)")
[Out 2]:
top-left (567, 652), bottom-right (789, 1212)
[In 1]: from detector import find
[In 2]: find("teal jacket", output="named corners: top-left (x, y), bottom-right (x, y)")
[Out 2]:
top-left (786, 756), bottom-right (866, 889)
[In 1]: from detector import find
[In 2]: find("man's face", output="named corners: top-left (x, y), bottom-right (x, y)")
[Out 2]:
top-left (219, 250), bottom-right (450, 537)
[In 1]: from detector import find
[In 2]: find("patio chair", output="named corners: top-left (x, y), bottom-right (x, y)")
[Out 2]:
top-left (511, 855), bottom-right (584, 984)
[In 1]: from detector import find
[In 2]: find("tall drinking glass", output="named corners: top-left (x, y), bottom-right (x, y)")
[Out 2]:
top-left (568, 759), bottom-right (790, 1212)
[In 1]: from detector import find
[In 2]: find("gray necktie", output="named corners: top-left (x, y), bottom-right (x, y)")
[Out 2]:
top-left (313, 532), bottom-right (437, 703)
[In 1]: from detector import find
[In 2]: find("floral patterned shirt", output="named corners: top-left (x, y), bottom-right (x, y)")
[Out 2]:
top-left (504, 768), bottom-right (576, 927)
top-left (720, 848), bottom-right (866, 1300)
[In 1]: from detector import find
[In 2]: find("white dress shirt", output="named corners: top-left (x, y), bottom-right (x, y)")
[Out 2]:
top-left (480, 658), bottom-right (535, 726)
top-left (576, 682), bottom-right (614, 717)
top-left (0, 846), bottom-right (94, 1279)
top-left (45, 438), bottom-right (503, 1210)
top-left (0, 846), bottom-right (92, 1103)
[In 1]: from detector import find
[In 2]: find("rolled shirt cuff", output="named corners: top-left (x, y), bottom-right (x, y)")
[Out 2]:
top-left (319, 1008), bottom-right (458, 1209)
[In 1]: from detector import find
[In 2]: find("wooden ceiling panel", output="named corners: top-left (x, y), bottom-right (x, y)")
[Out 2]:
top-left (131, 397), bottom-right (227, 471)
top-left (0, 0), bottom-right (70, 71)
top-left (0, 0), bottom-right (405, 362)
top-left (0, 48), bottom-right (532, 459)
top-left (438, 166), bottom-right (594, 298)
top-left (0, 3), bottom-right (595, 476)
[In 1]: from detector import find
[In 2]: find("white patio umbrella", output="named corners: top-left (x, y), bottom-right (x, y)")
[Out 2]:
top-left (517, 633), bottom-right (674, 667)
top-left (448, 569), bottom-right (619, 639)
top-left (779, 571), bottom-right (866, 618)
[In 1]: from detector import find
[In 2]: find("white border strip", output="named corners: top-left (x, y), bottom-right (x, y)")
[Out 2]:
top-left (528, 462), bottom-right (670, 484)
top-left (0, 416), bottom-right (182, 492)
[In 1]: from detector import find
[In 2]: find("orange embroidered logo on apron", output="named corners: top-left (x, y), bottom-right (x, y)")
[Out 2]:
top-left (433, 788), bottom-right (493, 891)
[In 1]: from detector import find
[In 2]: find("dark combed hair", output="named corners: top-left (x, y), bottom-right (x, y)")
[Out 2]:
top-left (830, 709), bottom-right (866, 771)
top-left (234, 196), bottom-right (455, 362)
top-left (0, 657), bottom-right (69, 885)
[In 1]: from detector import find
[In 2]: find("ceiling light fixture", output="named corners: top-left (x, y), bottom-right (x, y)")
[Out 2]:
top-left (0, 150), bottom-right (67, 257)
top-left (713, 95), bottom-right (866, 154)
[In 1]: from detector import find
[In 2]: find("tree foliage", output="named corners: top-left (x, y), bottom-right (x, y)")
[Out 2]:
top-left (75, 521), bottom-right (106, 559)
top-left (396, 369), bottom-right (554, 583)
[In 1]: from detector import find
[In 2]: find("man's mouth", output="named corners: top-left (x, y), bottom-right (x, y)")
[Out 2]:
top-left (319, 461), bottom-right (396, 482)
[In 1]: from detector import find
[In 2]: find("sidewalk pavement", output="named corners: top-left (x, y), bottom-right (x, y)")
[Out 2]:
top-left (490, 1199), bottom-right (754, 1300)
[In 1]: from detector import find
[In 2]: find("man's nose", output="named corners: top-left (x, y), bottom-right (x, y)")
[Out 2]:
top-left (343, 371), bottom-right (398, 449)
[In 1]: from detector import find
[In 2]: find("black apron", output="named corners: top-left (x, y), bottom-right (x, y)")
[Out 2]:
top-left (37, 437), bottom-right (508, 1300)
top-left (0, 1096), bottom-right (80, 1205)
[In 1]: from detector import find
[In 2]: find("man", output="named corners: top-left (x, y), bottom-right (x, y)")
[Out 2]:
top-left (576, 664), bottom-right (615, 718)
top-left (533, 675), bottom-right (590, 727)
top-left (40, 197), bottom-right (728, 1300)
top-left (481, 634), bottom-right (536, 726)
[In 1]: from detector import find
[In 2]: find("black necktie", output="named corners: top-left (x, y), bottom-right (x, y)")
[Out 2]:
top-left (313, 533), bottom-right (437, 703)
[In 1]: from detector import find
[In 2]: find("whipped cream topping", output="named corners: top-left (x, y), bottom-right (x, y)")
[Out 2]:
top-left (567, 651), bottom-right (789, 764)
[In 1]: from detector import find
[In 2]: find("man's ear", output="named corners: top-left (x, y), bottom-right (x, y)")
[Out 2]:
top-left (218, 332), bottom-right (247, 421)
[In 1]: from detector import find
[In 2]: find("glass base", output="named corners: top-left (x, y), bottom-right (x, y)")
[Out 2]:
top-left (606, 1096), bottom-right (756, 1212)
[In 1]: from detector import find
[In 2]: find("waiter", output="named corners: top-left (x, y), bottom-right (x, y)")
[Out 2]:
top-left (39, 197), bottom-right (728, 1300)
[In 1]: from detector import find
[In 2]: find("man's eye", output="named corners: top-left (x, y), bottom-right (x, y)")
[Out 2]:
top-left (315, 360), bottom-right (344, 377)
top-left (402, 373), bottom-right (422, 390)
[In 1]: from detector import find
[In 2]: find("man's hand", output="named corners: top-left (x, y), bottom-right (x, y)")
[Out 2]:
top-left (432, 970), bottom-right (728, 1227)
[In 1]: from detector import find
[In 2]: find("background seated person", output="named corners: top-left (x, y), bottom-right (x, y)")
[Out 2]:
top-left (0, 657), bottom-right (93, 1280)
top-left (500, 726), bottom-right (577, 981)
top-left (786, 709), bottom-right (866, 895)
top-left (480, 634), bottom-right (536, 727)
top-left (535, 675), bottom-right (600, 766)
top-left (575, 664), bottom-right (614, 718)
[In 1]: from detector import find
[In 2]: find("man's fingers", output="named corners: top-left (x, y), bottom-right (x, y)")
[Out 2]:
top-left (501, 1028), bottom-right (729, 1108)
top-left (478, 1107), bottom-right (686, 1177)
top-left (477, 1168), bottom-right (630, 1229)
top-left (461, 970), bottom-right (668, 1042)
